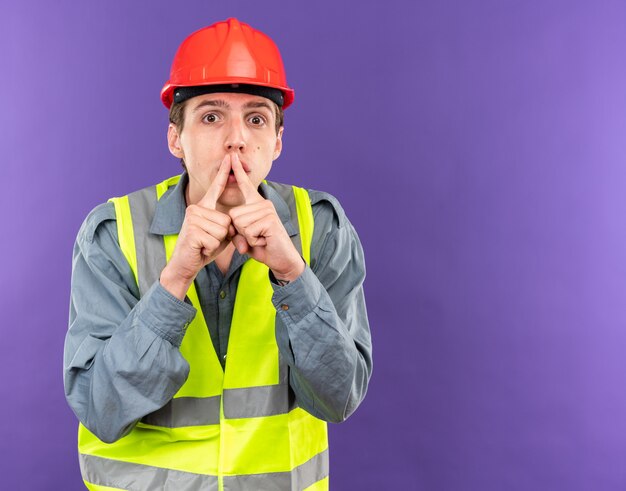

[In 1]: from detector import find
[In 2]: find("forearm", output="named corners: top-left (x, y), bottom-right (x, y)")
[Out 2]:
top-left (272, 266), bottom-right (372, 423)
top-left (64, 281), bottom-right (195, 443)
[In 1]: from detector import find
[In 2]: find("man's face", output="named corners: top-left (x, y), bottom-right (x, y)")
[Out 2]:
top-left (167, 92), bottom-right (283, 209)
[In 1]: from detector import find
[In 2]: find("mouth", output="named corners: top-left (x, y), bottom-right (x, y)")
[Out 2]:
top-left (227, 160), bottom-right (250, 177)
top-left (223, 156), bottom-right (250, 185)
top-left (227, 166), bottom-right (250, 184)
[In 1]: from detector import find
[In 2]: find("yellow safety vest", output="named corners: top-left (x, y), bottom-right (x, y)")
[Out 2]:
top-left (77, 175), bottom-right (329, 491)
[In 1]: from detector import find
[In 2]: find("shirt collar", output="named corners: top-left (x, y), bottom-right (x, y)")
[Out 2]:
top-left (149, 173), bottom-right (188, 236)
top-left (259, 182), bottom-right (297, 237)
top-left (149, 172), bottom-right (297, 237)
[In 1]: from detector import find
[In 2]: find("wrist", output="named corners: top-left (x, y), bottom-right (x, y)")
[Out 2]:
top-left (271, 257), bottom-right (305, 284)
top-left (160, 263), bottom-right (194, 301)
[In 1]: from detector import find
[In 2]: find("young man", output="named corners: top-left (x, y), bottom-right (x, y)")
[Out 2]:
top-left (64, 18), bottom-right (372, 490)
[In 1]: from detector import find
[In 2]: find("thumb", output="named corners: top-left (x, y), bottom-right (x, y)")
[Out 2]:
top-left (232, 234), bottom-right (249, 255)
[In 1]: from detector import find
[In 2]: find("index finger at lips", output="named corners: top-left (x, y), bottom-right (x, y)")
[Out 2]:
top-left (231, 153), bottom-right (262, 203)
top-left (198, 155), bottom-right (231, 209)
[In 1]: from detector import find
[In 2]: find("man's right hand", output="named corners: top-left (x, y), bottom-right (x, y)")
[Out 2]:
top-left (160, 155), bottom-right (234, 300)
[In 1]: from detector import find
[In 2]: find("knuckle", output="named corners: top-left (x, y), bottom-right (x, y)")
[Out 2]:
top-left (186, 217), bottom-right (201, 230)
top-left (209, 236), bottom-right (221, 250)
top-left (230, 215), bottom-right (241, 227)
top-left (219, 213), bottom-right (232, 227)
top-left (186, 205), bottom-right (202, 219)
top-left (215, 226), bottom-right (227, 240)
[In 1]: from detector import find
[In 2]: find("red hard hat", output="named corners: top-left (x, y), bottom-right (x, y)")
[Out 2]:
top-left (161, 18), bottom-right (294, 109)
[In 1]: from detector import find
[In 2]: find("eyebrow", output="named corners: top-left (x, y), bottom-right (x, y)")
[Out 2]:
top-left (191, 98), bottom-right (274, 113)
top-left (242, 100), bottom-right (273, 112)
top-left (191, 99), bottom-right (229, 113)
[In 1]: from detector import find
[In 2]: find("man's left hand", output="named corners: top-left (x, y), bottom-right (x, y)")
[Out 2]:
top-left (228, 153), bottom-right (305, 283)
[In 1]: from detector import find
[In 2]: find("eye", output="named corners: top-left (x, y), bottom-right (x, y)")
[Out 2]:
top-left (248, 114), bottom-right (266, 126)
top-left (202, 113), bottom-right (219, 124)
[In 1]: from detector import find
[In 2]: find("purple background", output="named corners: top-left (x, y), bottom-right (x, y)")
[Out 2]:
top-left (3, 1), bottom-right (626, 489)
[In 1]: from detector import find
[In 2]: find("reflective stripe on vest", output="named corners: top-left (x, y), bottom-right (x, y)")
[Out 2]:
top-left (140, 385), bottom-right (294, 428)
top-left (79, 449), bottom-right (328, 491)
top-left (78, 175), bottom-right (328, 491)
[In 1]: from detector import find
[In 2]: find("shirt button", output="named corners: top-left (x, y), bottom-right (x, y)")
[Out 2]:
top-left (281, 304), bottom-right (289, 311)
top-left (219, 290), bottom-right (226, 299)
top-left (223, 354), bottom-right (227, 360)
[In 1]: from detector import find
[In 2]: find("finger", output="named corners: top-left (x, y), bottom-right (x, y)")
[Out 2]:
top-left (247, 236), bottom-right (267, 247)
top-left (228, 200), bottom-right (273, 221)
top-left (236, 216), bottom-right (273, 246)
top-left (187, 216), bottom-right (230, 242)
top-left (187, 204), bottom-right (232, 229)
top-left (198, 154), bottom-right (231, 209)
top-left (232, 230), bottom-right (267, 247)
top-left (231, 153), bottom-right (262, 204)
top-left (232, 234), bottom-right (249, 254)
top-left (201, 236), bottom-right (230, 260)
top-left (230, 207), bottom-right (274, 231)
top-left (193, 233), bottom-right (223, 257)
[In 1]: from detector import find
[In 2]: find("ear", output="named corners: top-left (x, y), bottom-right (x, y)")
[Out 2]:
top-left (167, 124), bottom-right (185, 159)
top-left (272, 127), bottom-right (284, 160)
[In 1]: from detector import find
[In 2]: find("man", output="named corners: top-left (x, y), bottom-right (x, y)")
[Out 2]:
top-left (64, 18), bottom-right (372, 491)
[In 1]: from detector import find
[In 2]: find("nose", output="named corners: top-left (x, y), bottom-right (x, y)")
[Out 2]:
top-left (224, 118), bottom-right (246, 153)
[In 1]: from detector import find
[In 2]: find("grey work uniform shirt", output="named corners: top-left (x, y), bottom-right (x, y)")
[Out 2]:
top-left (64, 174), bottom-right (372, 443)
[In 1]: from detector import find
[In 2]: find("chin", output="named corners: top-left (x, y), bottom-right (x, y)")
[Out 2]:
top-left (218, 191), bottom-right (245, 208)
